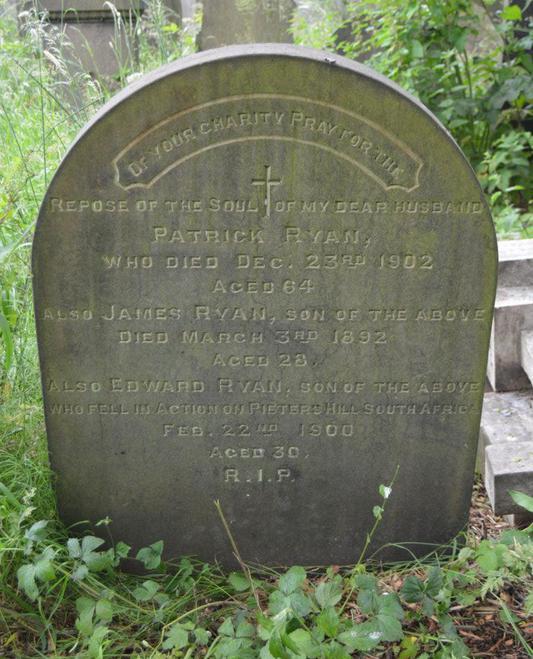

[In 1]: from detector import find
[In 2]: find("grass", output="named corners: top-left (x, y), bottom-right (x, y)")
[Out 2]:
top-left (0, 2), bottom-right (532, 657)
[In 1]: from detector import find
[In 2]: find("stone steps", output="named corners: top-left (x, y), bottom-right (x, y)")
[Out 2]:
top-left (481, 239), bottom-right (533, 525)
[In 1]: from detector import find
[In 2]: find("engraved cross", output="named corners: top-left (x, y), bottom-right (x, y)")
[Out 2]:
top-left (252, 165), bottom-right (282, 219)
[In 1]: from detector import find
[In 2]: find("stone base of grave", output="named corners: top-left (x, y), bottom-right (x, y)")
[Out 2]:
top-left (487, 239), bottom-right (533, 392)
top-left (478, 391), bottom-right (533, 524)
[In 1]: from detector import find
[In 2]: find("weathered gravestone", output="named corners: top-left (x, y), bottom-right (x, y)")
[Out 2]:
top-left (198, 0), bottom-right (295, 50)
top-left (24, 1), bottom-right (142, 79)
top-left (33, 45), bottom-right (497, 566)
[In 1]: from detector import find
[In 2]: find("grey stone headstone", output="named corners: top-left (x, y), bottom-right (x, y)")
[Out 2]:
top-left (23, 1), bottom-right (143, 79)
top-left (33, 45), bottom-right (497, 566)
top-left (198, 0), bottom-right (295, 50)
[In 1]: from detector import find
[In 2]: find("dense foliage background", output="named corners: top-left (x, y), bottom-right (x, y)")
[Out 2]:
top-left (0, 1), bottom-right (531, 657)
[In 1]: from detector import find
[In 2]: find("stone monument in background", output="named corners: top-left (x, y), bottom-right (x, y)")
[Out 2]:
top-left (22, 1), bottom-right (143, 79)
top-left (198, 0), bottom-right (295, 50)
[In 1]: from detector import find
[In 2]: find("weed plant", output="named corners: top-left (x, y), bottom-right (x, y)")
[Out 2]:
top-left (0, 2), bottom-right (532, 657)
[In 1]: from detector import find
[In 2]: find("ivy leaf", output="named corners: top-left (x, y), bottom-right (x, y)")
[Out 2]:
top-left (279, 566), bottom-right (306, 594)
top-left (136, 540), bottom-right (164, 569)
top-left (162, 623), bottom-right (189, 651)
top-left (17, 564), bottom-right (39, 601)
top-left (315, 578), bottom-right (343, 609)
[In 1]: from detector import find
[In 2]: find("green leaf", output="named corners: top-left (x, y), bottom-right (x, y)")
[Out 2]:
top-left (228, 571), bottom-right (250, 592)
top-left (357, 585), bottom-right (379, 614)
top-left (476, 541), bottom-right (506, 573)
top-left (378, 593), bottom-right (404, 620)
top-left (162, 623), bottom-right (189, 651)
top-left (317, 606), bottom-right (340, 637)
top-left (509, 490), bottom-right (533, 513)
top-left (426, 567), bottom-right (443, 597)
top-left (377, 612), bottom-right (404, 642)
top-left (24, 520), bottom-right (49, 543)
top-left (67, 538), bottom-right (81, 559)
top-left (136, 540), bottom-right (164, 569)
top-left (114, 541), bottom-right (131, 559)
top-left (76, 601), bottom-right (95, 637)
top-left (72, 564), bottom-right (89, 582)
top-left (410, 39), bottom-right (424, 58)
top-left (218, 618), bottom-right (235, 637)
top-left (289, 591), bottom-right (313, 617)
top-left (279, 566), bottom-right (306, 594)
top-left (288, 628), bottom-right (315, 655)
top-left (81, 536), bottom-right (105, 557)
top-left (34, 557), bottom-right (56, 583)
top-left (236, 622), bottom-right (255, 638)
top-left (0, 311), bottom-right (14, 375)
top-left (354, 574), bottom-right (378, 591)
top-left (162, 22), bottom-right (179, 33)
top-left (338, 622), bottom-right (382, 652)
top-left (401, 576), bottom-right (424, 603)
top-left (502, 4), bottom-right (522, 20)
top-left (324, 647), bottom-right (351, 659)
top-left (76, 596), bottom-right (95, 615)
top-left (268, 633), bottom-right (291, 659)
top-left (17, 564), bottom-right (39, 600)
top-left (195, 627), bottom-right (210, 645)
top-left (315, 578), bottom-right (343, 609)
top-left (379, 484), bottom-right (392, 499)
top-left (132, 579), bottom-right (160, 602)
top-left (88, 625), bottom-right (109, 657)
top-left (95, 598), bottom-right (114, 622)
